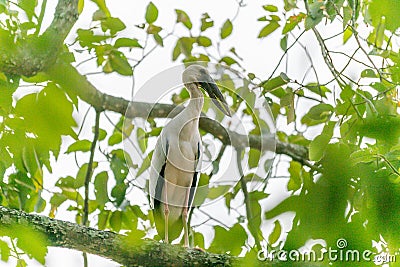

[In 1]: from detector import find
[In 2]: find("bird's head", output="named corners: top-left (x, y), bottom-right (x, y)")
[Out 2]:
top-left (182, 65), bottom-right (231, 117)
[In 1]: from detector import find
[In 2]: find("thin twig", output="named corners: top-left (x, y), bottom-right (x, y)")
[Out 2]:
top-left (34, 0), bottom-right (47, 35)
top-left (236, 148), bottom-right (261, 250)
top-left (82, 109), bottom-right (101, 226)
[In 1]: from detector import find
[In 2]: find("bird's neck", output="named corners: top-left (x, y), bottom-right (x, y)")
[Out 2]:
top-left (186, 83), bottom-right (204, 118)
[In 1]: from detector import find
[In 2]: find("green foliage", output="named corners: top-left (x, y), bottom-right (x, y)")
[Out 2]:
top-left (175, 9), bottom-right (192, 29)
top-left (145, 2), bottom-right (158, 24)
top-left (368, 0), bottom-right (400, 32)
top-left (257, 6), bottom-right (281, 38)
top-left (304, 1), bottom-right (324, 30)
top-left (209, 224), bottom-right (246, 255)
top-left (220, 19), bottom-right (233, 39)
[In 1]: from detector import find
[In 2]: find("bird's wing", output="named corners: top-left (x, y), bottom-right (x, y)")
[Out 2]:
top-left (149, 135), bottom-right (169, 209)
top-left (188, 141), bottom-right (201, 208)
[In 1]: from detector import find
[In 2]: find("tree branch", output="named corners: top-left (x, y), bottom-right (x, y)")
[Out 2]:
top-left (0, 0), bottom-right (79, 76)
top-left (0, 206), bottom-right (239, 267)
top-left (46, 59), bottom-right (309, 163)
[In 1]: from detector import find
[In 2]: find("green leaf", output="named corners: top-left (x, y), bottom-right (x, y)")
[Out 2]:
top-left (94, 171), bottom-right (109, 206)
top-left (172, 41), bottom-right (181, 61)
top-left (209, 224), bottom-right (246, 255)
top-left (261, 72), bottom-right (290, 93)
top-left (0, 239), bottom-right (10, 261)
top-left (207, 185), bottom-right (230, 200)
top-left (283, 13), bottom-right (306, 34)
top-left (110, 210), bottom-right (123, 232)
top-left (370, 82), bottom-right (387, 92)
top-left (175, 9), bottom-right (192, 29)
top-left (93, 9), bottom-right (107, 21)
top-left (220, 56), bottom-right (237, 66)
top-left (309, 121), bottom-right (335, 161)
top-left (343, 26), bottom-right (353, 44)
top-left (18, 0), bottom-right (37, 21)
top-left (111, 183), bottom-right (128, 207)
top-left (369, 0), bottom-right (400, 32)
top-left (350, 149), bottom-right (375, 165)
top-left (197, 36), bottom-right (212, 47)
top-left (304, 83), bottom-right (331, 98)
top-left (75, 164), bottom-right (88, 189)
top-left (280, 35), bottom-right (288, 50)
top-left (326, 0), bottom-right (345, 20)
top-left (77, 29), bottom-right (111, 48)
top-left (193, 231), bottom-right (205, 249)
top-left (15, 226), bottom-right (48, 264)
top-left (177, 37), bottom-right (195, 57)
top-left (301, 103), bottom-right (334, 126)
top-left (98, 209), bottom-right (110, 230)
top-left (268, 220), bottom-right (282, 245)
top-left (200, 13), bottom-right (214, 32)
top-left (65, 140), bottom-right (92, 154)
top-left (114, 38), bottom-right (142, 48)
top-left (263, 5), bottom-right (278, 12)
top-left (137, 128), bottom-right (147, 153)
top-left (14, 83), bottom-right (77, 152)
top-left (109, 51), bottom-right (133, 76)
top-left (248, 73), bottom-right (256, 80)
top-left (145, 2), bottom-right (158, 24)
top-left (0, 81), bottom-right (16, 115)
top-left (17, 259), bottom-right (27, 267)
top-left (74, 162), bottom-right (98, 188)
top-left (153, 33), bottom-right (164, 47)
top-left (192, 173), bottom-right (209, 206)
top-left (136, 151), bottom-right (153, 177)
top-left (49, 193), bottom-right (67, 217)
top-left (96, 128), bottom-right (107, 141)
top-left (361, 69), bottom-right (377, 78)
top-left (101, 17), bottom-right (126, 35)
top-left (304, 1), bottom-right (324, 30)
top-left (78, 0), bottom-right (84, 14)
top-left (108, 131), bottom-right (123, 146)
top-left (110, 150), bottom-right (129, 182)
top-left (248, 191), bottom-right (268, 243)
top-left (248, 148), bottom-right (261, 169)
top-left (90, 0), bottom-right (110, 17)
top-left (287, 161), bottom-right (302, 191)
top-left (129, 205), bottom-right (146, 220)
top-left (258, 21), bottom-right (280, 38)
top-left (220, 19), bottom-right (233, 39)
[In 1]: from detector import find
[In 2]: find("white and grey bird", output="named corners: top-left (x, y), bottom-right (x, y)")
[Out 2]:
top-left (149, 65), bottom-right (231, 247)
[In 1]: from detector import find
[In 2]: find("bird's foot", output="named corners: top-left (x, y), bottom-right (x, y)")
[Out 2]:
top-left (193, 246), bottom-right (205, 252)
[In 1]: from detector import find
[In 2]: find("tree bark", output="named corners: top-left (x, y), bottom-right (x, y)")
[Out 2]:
top-left (0, 206), bottom-right (240, 266)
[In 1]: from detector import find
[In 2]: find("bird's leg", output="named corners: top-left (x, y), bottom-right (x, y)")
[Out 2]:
top-left (182, 188), bottom-right (190, 247)
top-left (163, 181), bottom-right (169, 244)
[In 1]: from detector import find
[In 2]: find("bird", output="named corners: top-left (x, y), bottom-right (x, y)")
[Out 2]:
top-left (149, 64), bottom-right (231, 247)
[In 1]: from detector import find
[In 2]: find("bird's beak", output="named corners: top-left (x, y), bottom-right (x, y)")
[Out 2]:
top-left (199, 79), bottom-right (231, 117)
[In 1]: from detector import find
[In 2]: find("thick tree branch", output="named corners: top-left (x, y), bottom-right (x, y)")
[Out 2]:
top-left (0, 0), bottom-right (79, 76)
top-left (0, 206), bottom-right (239, 267)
